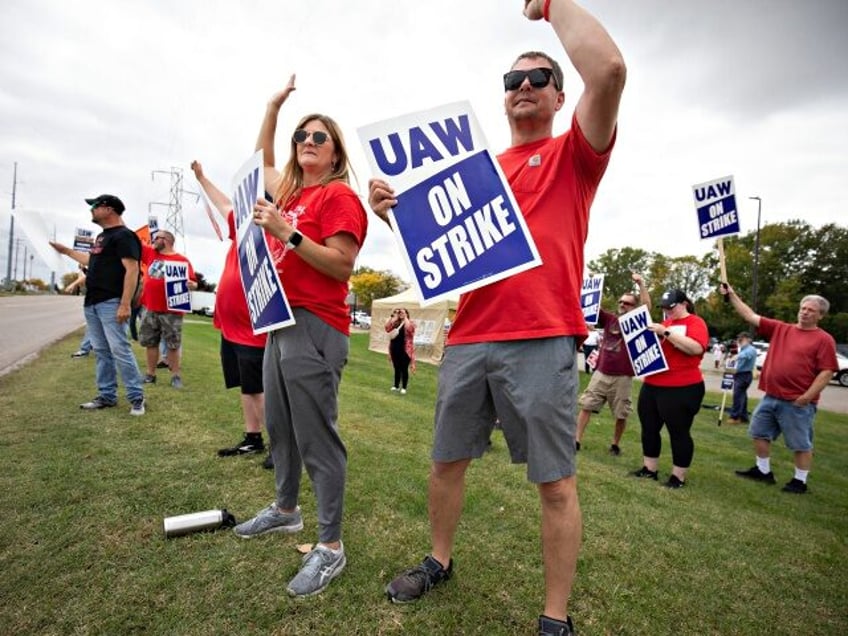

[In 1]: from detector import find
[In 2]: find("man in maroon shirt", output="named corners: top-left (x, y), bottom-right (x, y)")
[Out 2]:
top-left (721, 283), bottom-right (838, 494)
top-left (576, 273), bottom-right (649, 455)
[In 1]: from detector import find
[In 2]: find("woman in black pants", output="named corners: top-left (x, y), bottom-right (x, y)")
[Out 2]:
top-left (633, 289), bottom-right (709, 489)
top-left (386, 308), bottom-right (416, 394)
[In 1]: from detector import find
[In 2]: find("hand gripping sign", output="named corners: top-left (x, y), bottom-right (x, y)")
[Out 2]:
top-left (231, 150), bottom-right (294, 334)
top-left (358, 101), bottom-right (541, 306)
top-left (618, 305), bottom-right (669, 378)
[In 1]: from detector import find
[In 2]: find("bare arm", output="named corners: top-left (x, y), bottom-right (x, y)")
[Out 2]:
top-left (252, 197), bottom-right (360, 282)
top-left (117, 258), bottom-right (139, 323)
top-left (796, 369), bottom-right (835, 406)
top-left (647, 322), bottom-right (704, 357)
top-left (191, 160), bottom-right (231, 221)
top-left (632, 272), bottom-right (650, 307)
top-left (255, 75), bottom-right (296, 195)
top-left (720, 282), bottom-right (761, 328)
top-left (525, 0), bottom-right (626, 152)
top-left (49, 241), bottom-right (90, 267)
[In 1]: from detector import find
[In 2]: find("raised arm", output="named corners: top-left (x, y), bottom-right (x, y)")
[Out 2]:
top-left (255, 75), bottom-right (296, 196)
top-left (191, 160), bottom-right (231, 221)
top-left (49, 241), bottom-right (90, 267)
top-left (525, 0), bottom-right (626, 152)
top-left (632, 272), bottom-right (651, 307)
top-left (719, 282), bottom-right (761, 328)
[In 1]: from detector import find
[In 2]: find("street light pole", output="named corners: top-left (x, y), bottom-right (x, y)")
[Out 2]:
top-left (748, 196), bottom-right (762, 313)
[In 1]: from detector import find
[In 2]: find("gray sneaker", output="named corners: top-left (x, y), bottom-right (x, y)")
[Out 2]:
top-left (129, 398), bottom-right (146, 416)
top-left (170, 375), bottom-right (183, 389)
top-left (286, 542), bottom-right (346, 597)
top-left (233, 504), bottom-right (303, 538)
top-left (80, 396), bottom-right (117, 410)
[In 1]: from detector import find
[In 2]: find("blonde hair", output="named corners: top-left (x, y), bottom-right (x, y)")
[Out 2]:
top-left (274, 113), bottom-right (353, 207)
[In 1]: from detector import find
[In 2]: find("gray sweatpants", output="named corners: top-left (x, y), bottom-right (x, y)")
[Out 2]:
top-left (264, 308), bottom-right (349, 543)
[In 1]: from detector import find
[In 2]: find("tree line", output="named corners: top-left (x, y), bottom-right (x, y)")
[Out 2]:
top-left (587, 220), bottom-right (848, 343)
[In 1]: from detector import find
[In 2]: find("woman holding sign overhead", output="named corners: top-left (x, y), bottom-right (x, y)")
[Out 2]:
top-left (233, 75), bottom-right (368, 599)
top-left (632, 289), bottom-right (708, 489)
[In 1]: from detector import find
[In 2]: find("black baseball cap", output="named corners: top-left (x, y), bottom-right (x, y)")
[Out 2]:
top-left (85, 194), bottom-right (125, 214)
top-left (659, 289), bottom-right (687, 309)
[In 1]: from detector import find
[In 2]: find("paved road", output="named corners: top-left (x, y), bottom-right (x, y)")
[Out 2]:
top-left (578, 353), bottom-right (848, 415)
top-left (0, 295), bottom-right (86, 376)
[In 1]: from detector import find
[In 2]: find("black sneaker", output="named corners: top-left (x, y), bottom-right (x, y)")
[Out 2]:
top-left (386, 555), bottom-right (452, 603)
top-left (143, 374), bottom-right (156, 384)
top-left (782, 478), bottom-right (808, 494)
top-left (262, 453), bottom-right (274, 470)
top-left (71, 350), bottom-right (89, 358)
top-left (217, 435), bottom-right (265, 457)
top-left (575, 441), bottom-right (581, 451)
top-left (664, 474), bottom-right (685, 489)
top-left (156, 360), bottom-right (170, 369)
top-left (734, 465), bottom-right (776, 484)
top-left (80, 396), bottom-right (117, 410)
top-left (631, 466), bottom-right (658, 480)
top-left (539, 615), bottom-right (574, 636)
top-left (609, 444), bottom-right (621, 456)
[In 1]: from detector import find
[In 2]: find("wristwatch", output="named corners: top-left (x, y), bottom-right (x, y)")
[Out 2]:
top-left (663, 330), bottom-right (671, 338)
top-left (286, 230), bottom-right (303, 250)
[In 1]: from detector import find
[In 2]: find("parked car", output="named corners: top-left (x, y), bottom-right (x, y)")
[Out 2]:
top-left (351, 311), bottom-right (371, 328)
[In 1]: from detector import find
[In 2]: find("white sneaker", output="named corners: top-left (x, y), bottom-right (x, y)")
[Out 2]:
top-left (390, 387), bottom-right (398, 391)
top-left (129, 398), bottom-right (146, 416)
top-left (400, 389), bottom-right (407, 395)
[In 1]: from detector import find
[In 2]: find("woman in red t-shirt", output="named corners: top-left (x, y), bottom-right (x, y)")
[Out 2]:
top-left (632, 289), bottom-right (708, 489)
top-left (233, 76), bottom-right (367, 598)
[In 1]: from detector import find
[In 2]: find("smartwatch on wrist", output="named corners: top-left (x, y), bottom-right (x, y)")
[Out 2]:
top-left (286, 230), bottom-right (303, 250)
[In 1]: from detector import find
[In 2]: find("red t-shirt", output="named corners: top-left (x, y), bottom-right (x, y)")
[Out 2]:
top-left (213, 212), bottom-right (267, 348)
top-left (269, 181), bottom-right (368, 334)
top-left (596, 309), bottom-right (634, 376)
top-left (141, 244), bottom-right (196, 314)
top-left (447, 115), bottom-right (613, 345)
top-left (757, 317), bottom-right (838, 403)
top-left (644, 313), bottom-right (709, 387)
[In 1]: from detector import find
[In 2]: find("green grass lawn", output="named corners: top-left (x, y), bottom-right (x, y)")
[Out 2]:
top-left (1, 320), bottom-right (846, 635)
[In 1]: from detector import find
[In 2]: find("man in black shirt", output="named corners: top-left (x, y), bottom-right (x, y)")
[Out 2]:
top-left (50, 194), bottom-right (146, 415)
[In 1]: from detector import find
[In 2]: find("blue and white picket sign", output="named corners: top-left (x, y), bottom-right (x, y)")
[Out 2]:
top-left (721, 373), bottom-right (735, 391)
top-left (231, 150), bottom-right (294, 334)
top-left (148, 215), bottom-right (160, 241)
top-left (165, 262), bottom-right (192, 313)
top-left (618, 305), bottom-right (669, 378)
top-left (73, 227), bottom-right (95, 252)
top-left (692, 175), bottom-right (740, 240)
top-left (581, 273), bottom-right (605, 325)
top-left (358, 101), bottom-right (541, 306)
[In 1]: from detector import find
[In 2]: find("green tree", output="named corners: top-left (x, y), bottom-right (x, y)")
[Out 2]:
top-left (349, 267), bottom-right (404, 313)
top-left (586, 247), bottom-right (651, 311)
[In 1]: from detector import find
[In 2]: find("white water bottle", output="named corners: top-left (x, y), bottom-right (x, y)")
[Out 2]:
top-left (163, 509), bottom-right (237, 538)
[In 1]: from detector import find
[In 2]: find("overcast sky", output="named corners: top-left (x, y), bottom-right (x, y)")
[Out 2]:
top-left (1, 0), bottom-right (846, 286)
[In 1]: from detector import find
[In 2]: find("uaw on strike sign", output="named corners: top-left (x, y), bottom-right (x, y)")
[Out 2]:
top-left (358, 101), bottom-right (541, 305)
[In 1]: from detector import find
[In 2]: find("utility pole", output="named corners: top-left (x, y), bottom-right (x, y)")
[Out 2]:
top-left (5, 162), bottom-right (17, 290)
top-left (150, 167), bottom-right (198, 252)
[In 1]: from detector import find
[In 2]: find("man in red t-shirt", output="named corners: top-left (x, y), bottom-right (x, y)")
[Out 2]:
top-left (368, 3), bottom-right (626, 633)
top-left (722, 283), bottom-right (838, 494)
top-left (576, 273), bottom-right (650, 455)
top-left (138, 230), bottom-right (197, 388)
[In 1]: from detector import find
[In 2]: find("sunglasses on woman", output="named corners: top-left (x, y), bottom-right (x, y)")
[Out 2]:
top-left (503, 67), bottom-right (558, 92)
top-left (292, 129), bottom-right (330, 146)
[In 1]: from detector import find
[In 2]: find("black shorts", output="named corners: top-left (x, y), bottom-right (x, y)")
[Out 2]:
top-left (220, 336), bottom-right (264, 394)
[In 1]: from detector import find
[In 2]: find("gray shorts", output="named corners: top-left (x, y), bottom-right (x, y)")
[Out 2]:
top-left (432, 337), bottom-right (578, 483)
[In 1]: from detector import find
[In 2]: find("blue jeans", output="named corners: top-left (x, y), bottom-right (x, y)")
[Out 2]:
top-left (79, 329), bottom-right (93, 354)
top-left (84, 299), bottom-right (144, 403)
top-left (729, 371), bottom-right (752, 420)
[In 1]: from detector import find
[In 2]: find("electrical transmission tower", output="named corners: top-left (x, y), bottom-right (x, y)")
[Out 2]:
top-left (150, 167), bottom-right (197, 252)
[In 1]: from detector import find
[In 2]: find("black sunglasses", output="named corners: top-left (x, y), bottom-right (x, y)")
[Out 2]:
top-left (293, 129), bottom-right (330, 146)
top-left (503, 67), bottom-right (557, 92)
